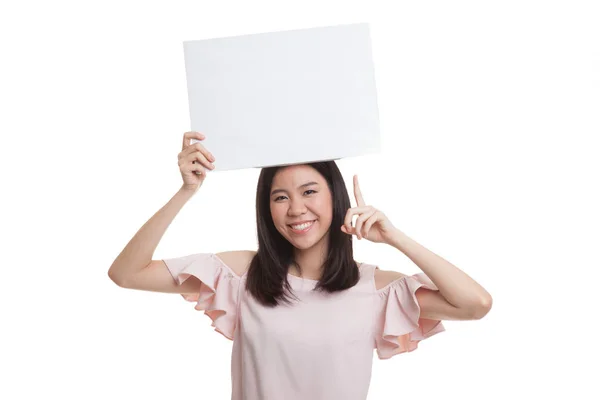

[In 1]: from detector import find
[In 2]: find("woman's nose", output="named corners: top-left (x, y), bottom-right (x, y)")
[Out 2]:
top-left (288, 199), bottom-right (307, 216)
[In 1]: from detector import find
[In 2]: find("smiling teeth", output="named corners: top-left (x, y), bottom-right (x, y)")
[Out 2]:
top-left (291, 222), bottom-right (313, 230)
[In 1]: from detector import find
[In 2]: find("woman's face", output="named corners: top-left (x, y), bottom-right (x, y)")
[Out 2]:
top-left (269, 165), bottom-right (333, 250)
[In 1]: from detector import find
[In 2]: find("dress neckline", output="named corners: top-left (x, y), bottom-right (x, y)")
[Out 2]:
top-left (287, 262), bottom-right (365, 283)
top-left (287, 272), bottom-right (319, 283)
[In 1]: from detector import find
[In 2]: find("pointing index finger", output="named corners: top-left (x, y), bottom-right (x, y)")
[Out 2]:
top-left (354, 175), bottom-right (366, 207)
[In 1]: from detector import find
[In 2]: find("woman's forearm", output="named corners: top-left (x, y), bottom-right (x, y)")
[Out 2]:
top-left (108, 185), bottom-right (197, 282)
top-left (388, 229), bottom-right (492, 313)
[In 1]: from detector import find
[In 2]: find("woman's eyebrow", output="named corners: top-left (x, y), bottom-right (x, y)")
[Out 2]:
top-left (271, 181), bottom-right (319, 196)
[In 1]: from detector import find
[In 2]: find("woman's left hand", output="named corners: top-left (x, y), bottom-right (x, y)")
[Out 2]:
top-left (341, 175), bottom-right (399, 244)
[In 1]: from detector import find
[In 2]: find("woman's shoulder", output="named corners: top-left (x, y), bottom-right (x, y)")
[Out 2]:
top-left (372, 266), bottom-right (409, 291)
top-left (215, 250), bottom-right (257, 277)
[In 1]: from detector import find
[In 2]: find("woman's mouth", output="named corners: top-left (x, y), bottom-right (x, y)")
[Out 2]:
top-left (288, 220), bottom-right (315, 234)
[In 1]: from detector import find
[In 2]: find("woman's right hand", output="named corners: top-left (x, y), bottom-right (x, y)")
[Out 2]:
top-left (178, 131), bottom-right (215, 192)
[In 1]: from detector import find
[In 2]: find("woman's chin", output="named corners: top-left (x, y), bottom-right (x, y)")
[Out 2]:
top-left (288, 232), bottom-right (328, 251)
top-left (291, 241), bottom-right (315, 250)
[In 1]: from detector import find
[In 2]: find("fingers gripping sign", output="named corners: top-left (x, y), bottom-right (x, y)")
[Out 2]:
top-left (341, 175), bottom-right (398, 244)
top-left (178, 131), bottom-right (216, 192)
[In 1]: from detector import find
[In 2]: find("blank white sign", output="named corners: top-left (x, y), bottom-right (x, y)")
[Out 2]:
top-left (183, 23), bottom-right (381, 171)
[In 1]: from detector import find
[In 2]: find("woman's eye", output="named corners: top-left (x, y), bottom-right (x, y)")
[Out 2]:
top-left (274, 191), bottom-right (315, 202)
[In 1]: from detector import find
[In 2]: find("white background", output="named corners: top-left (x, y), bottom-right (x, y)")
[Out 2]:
top-left (1, 1), bottom-right (598, 399)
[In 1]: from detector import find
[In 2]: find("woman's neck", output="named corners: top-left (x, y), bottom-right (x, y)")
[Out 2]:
top-left (291, 237), bottom-right (329, 280)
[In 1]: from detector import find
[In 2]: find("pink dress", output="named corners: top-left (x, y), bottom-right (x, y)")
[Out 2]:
top-left (163, 253), bottom-right (445, 400)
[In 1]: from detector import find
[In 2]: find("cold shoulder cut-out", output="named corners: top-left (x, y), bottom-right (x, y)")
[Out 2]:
top-left (162, 253), bottom-right (445, 400)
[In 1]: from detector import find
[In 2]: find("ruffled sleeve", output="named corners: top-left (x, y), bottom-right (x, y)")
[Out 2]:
top-left (375, 272), bottom-right (445, 360)
top-left (162, 253), bottom-right (241, 341)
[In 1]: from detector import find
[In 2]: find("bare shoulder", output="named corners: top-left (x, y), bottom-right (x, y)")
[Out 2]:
top-left (374, 267), bottom-right (408, 291)
top-left (215, 250), bottom-right (257, 277)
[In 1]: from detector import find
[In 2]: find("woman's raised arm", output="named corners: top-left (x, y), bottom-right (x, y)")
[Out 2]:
top-left (107, 131), bottom-right (215, 292)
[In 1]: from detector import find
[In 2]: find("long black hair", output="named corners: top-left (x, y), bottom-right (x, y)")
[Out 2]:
top-left (245, 161), bottom-right (360, 307)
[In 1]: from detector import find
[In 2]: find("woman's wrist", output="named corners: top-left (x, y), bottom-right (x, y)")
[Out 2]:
top-left (179, 184), bottom-right (200, 196)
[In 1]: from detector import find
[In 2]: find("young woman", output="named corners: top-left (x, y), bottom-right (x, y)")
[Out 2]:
top-left (108, 131), bottom-right (492, 400)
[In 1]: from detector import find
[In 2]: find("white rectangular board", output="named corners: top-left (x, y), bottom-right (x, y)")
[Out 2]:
top-left (183, 23), bottom-right (381, 171)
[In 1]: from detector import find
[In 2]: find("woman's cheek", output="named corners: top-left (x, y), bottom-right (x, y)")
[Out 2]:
top-left (270, 204), bottom-right (281, 225)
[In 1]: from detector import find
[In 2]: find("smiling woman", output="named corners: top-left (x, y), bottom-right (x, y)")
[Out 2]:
top-left (270, 172), bottom-right (332, 256)
top-left (108, 132), bottom-right (491, 400)
top-left (247, 162), bottom-right (358, 305)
